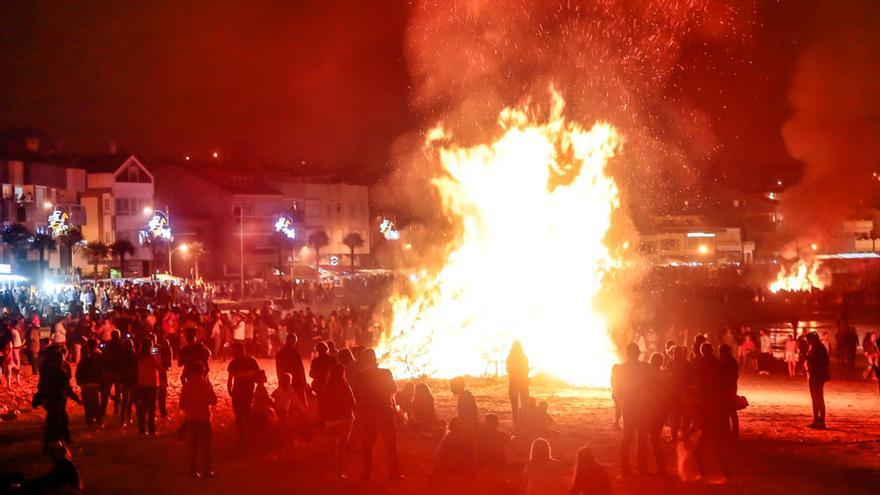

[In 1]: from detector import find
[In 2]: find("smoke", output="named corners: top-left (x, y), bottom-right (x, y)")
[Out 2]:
top-left (781, 0), bottom-right (880, 241)
top-left (374, 0), bottom-right (756, 227)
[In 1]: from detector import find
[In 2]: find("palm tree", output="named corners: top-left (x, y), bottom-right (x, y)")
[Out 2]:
top-left (110, 239), bottom-right (136, 278)
top-left (29, 232), bottom-right (56, 282)
top-left (342, 232), bottom-right (365, 273)
top-left (308, 230), bottom-right (330, 270)
top-left (58, 227), bottom-right (84, 275)
top-left (188, 241), bottom-right (206, 280)
top-left (81, 241), bottom-right (109, 279)
top-left (2, 223), bottom-right (32, 266)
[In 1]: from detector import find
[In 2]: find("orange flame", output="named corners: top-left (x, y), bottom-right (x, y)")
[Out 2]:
top-left (376, 91), bottom-right (623, 387)
top-left (769, 259), bottom-right (827, 293)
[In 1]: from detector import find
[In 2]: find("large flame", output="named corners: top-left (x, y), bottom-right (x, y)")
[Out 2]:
top-left (769, 259), bottom-right (827, 293)
top-left (377, 92), bottom-right (623, 387)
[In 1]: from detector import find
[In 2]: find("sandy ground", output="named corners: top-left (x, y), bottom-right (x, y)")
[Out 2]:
top-left (2, 361), bottom-right (879, 495)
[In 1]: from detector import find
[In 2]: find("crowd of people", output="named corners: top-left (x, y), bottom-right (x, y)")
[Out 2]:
top-left (0, 276), bottom-right (854, 493)
top-left (612, 330), bottom-right (831, 482)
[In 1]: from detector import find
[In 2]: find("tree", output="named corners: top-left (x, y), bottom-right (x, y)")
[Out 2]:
top-left (58, 227), bottom-right (84, 275)
top-left (308, 230), bottom-right (330, 270)
top-left (81, 241), bottom-right (109, 279)
top-left (188, 241), bottom-right (206, 280)
top-left (2, 223), bottom-right (32, 265)
top-left (342, 232), bottom-right (365, 273)
top-left (110, 239), bottom-right (136, 278)
top-left (29, 233), bottom-right (56, 282)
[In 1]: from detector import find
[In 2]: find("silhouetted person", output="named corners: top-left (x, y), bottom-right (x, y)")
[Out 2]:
top-left (718, 344), bottom-right (739, 437)
top-left (615, 343), bottom-right (655, 475)
top-left (506, 340), bottom-right (530, 423)
top-left (75, 340), bottom-right (103, 427)
top-left (135, 339), bottom-right (161, 435)
top-left (805, 332), bottom-right (829, 429)
top-left (275, 334), bottom-right (307, 403)
top-left (227, 342), bottom-right (261, 447)
top-left (117, 339), bottom-right (138, 426)
top-left (395, 381), bottom-right (416, 423)
top-left (356, 348), bottom-right (400, 481)
top-left (309, 341), bottom-right (335, 396)
top-left (666, 345), bottom-right (692, 440)
top-left (524, 438), bottom-right (562, 495)
top-left (476, 414), bottom-right (510, 472)
top-left (412, 383), bottom-right (442, 431)
top-left (432, 417), bottom-right (476, 478)
top-left (695, 342), bottom-right (729, 478)
top-left (450, 376), bottom-right (478, 433)
top-left (321, 363), bottom-right (356, 478)
top-left (180, 361), bottom-right (217, 479)
top-left (178, 327), bottom-right (211, 384)
top-left (33, 346), bottom-right (81, 452)
top-left (570, 447), bottom-right (612, 495)
top-left (8, 441), bottom-right (83, 493)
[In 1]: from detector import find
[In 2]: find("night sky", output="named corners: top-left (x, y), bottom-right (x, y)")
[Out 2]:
top-left (0, 0), bottom-right (876, 193)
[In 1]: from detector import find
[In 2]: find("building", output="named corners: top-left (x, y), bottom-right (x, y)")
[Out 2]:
top-left (0, 130), bottom-right (87, 279)
top-left (153, 161), bottom-right (371, 280)
top-left (72, 150), bottom-right (156, 276)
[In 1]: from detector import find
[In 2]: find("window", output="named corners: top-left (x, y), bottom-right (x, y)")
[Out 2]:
top-left (232, 203), bottom-right (254, 217)
top-left (127, 165), bottom-right (141, 182)
top-left (115, 198), bottom-right (130, 216)
top-left (103, 198), bottom-right (112, 213)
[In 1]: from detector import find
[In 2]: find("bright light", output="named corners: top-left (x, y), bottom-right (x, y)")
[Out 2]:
top-left (143, 206), bottom-right (154, 215)
top-left (768, 192), bottom-right (776, 200)
top-left (810, 243), bottom-right (818, 251)
top-left (698, 244), bottom-right (709, 255)
top-left (274, 215), bottom-right (297, 239)
top-left (185, 155), bottom-right (191, 161)
top-left (42, 201), bottom-right (53, 209)
top-left (777, 179), bottom-right (783, 186)
top-left (687, 232), bottom-right (716, 238)
top-left (212, 151), bottom-right (219, 158)
top-left (179, 243), bottom-right (189, 253)
top-left (376, 91), bottom-right (621, 386)
top-left (770, 260), bottom-right (828, 293)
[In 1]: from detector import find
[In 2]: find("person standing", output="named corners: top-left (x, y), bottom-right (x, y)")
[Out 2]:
top-left (506, 340), bottom-right (529, 424)
top-left (227, 342), bottom-right (260, 447)
top-left (805, 332), bottom-right (830, 429)
top-left (320, 364), bottom-right (356, 478)
top-left (615, 343), bottom-right (654, 475)
top-left (718, 344), bottom-right (740, 437)
top-left (309, 342), bottom-right (336, 396)
top-left (33, 347), bottom-right (81, 452)
top-left (275, 334), bottom-right (307, 403)
top-left (135, 339), bottom-right (161, 435)
top-left (74, 340), bottom-right (103, 427)
top-left (356, 348), bottom-right (401, 481)
top-left (180, 361), bottom-right (217, 479)
top-left (117, 339), bottom-right (138, 426)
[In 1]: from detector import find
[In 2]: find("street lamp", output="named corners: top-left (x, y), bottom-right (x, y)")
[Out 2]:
top-left (168, 243), bottom-right (189, 276)
top-left (143, 206), bottom-right (154, 216)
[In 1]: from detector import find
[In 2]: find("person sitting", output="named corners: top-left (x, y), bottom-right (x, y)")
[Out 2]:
top-left (476, 414), bottom-right (510, 472)
top-left (524, 438), bottom-right (563, 495)
top-left (412, 383), bottom-right (444, 433)
top-left (395, 381), bottom-right (416, 424)
top-left (432, 418), bottom-right (477, 479)
top-left (449, 376), bottom-right (478, 433)
top-left (570, 447), bottom-right (612, 495)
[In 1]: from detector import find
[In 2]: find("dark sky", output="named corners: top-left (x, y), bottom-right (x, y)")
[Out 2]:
top-left (0, 0), bottom-right (868, 189)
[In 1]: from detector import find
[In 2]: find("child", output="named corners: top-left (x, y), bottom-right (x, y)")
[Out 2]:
top-left (570, 447), bottom-right (612, 495)
top-left (179, 362), bottom-right (217, 479)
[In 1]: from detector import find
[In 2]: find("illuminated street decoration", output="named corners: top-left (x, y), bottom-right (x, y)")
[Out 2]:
top-left (274, 214), bottom-right (297, 239)
top-left (47, 206), bottom-right (71, 237)
top-left (379, 218), bottom-right (400, 240)
top-left (329, 255), bottom-right (340, 266)
top-left (140, 209), bottom-right (172, 244)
